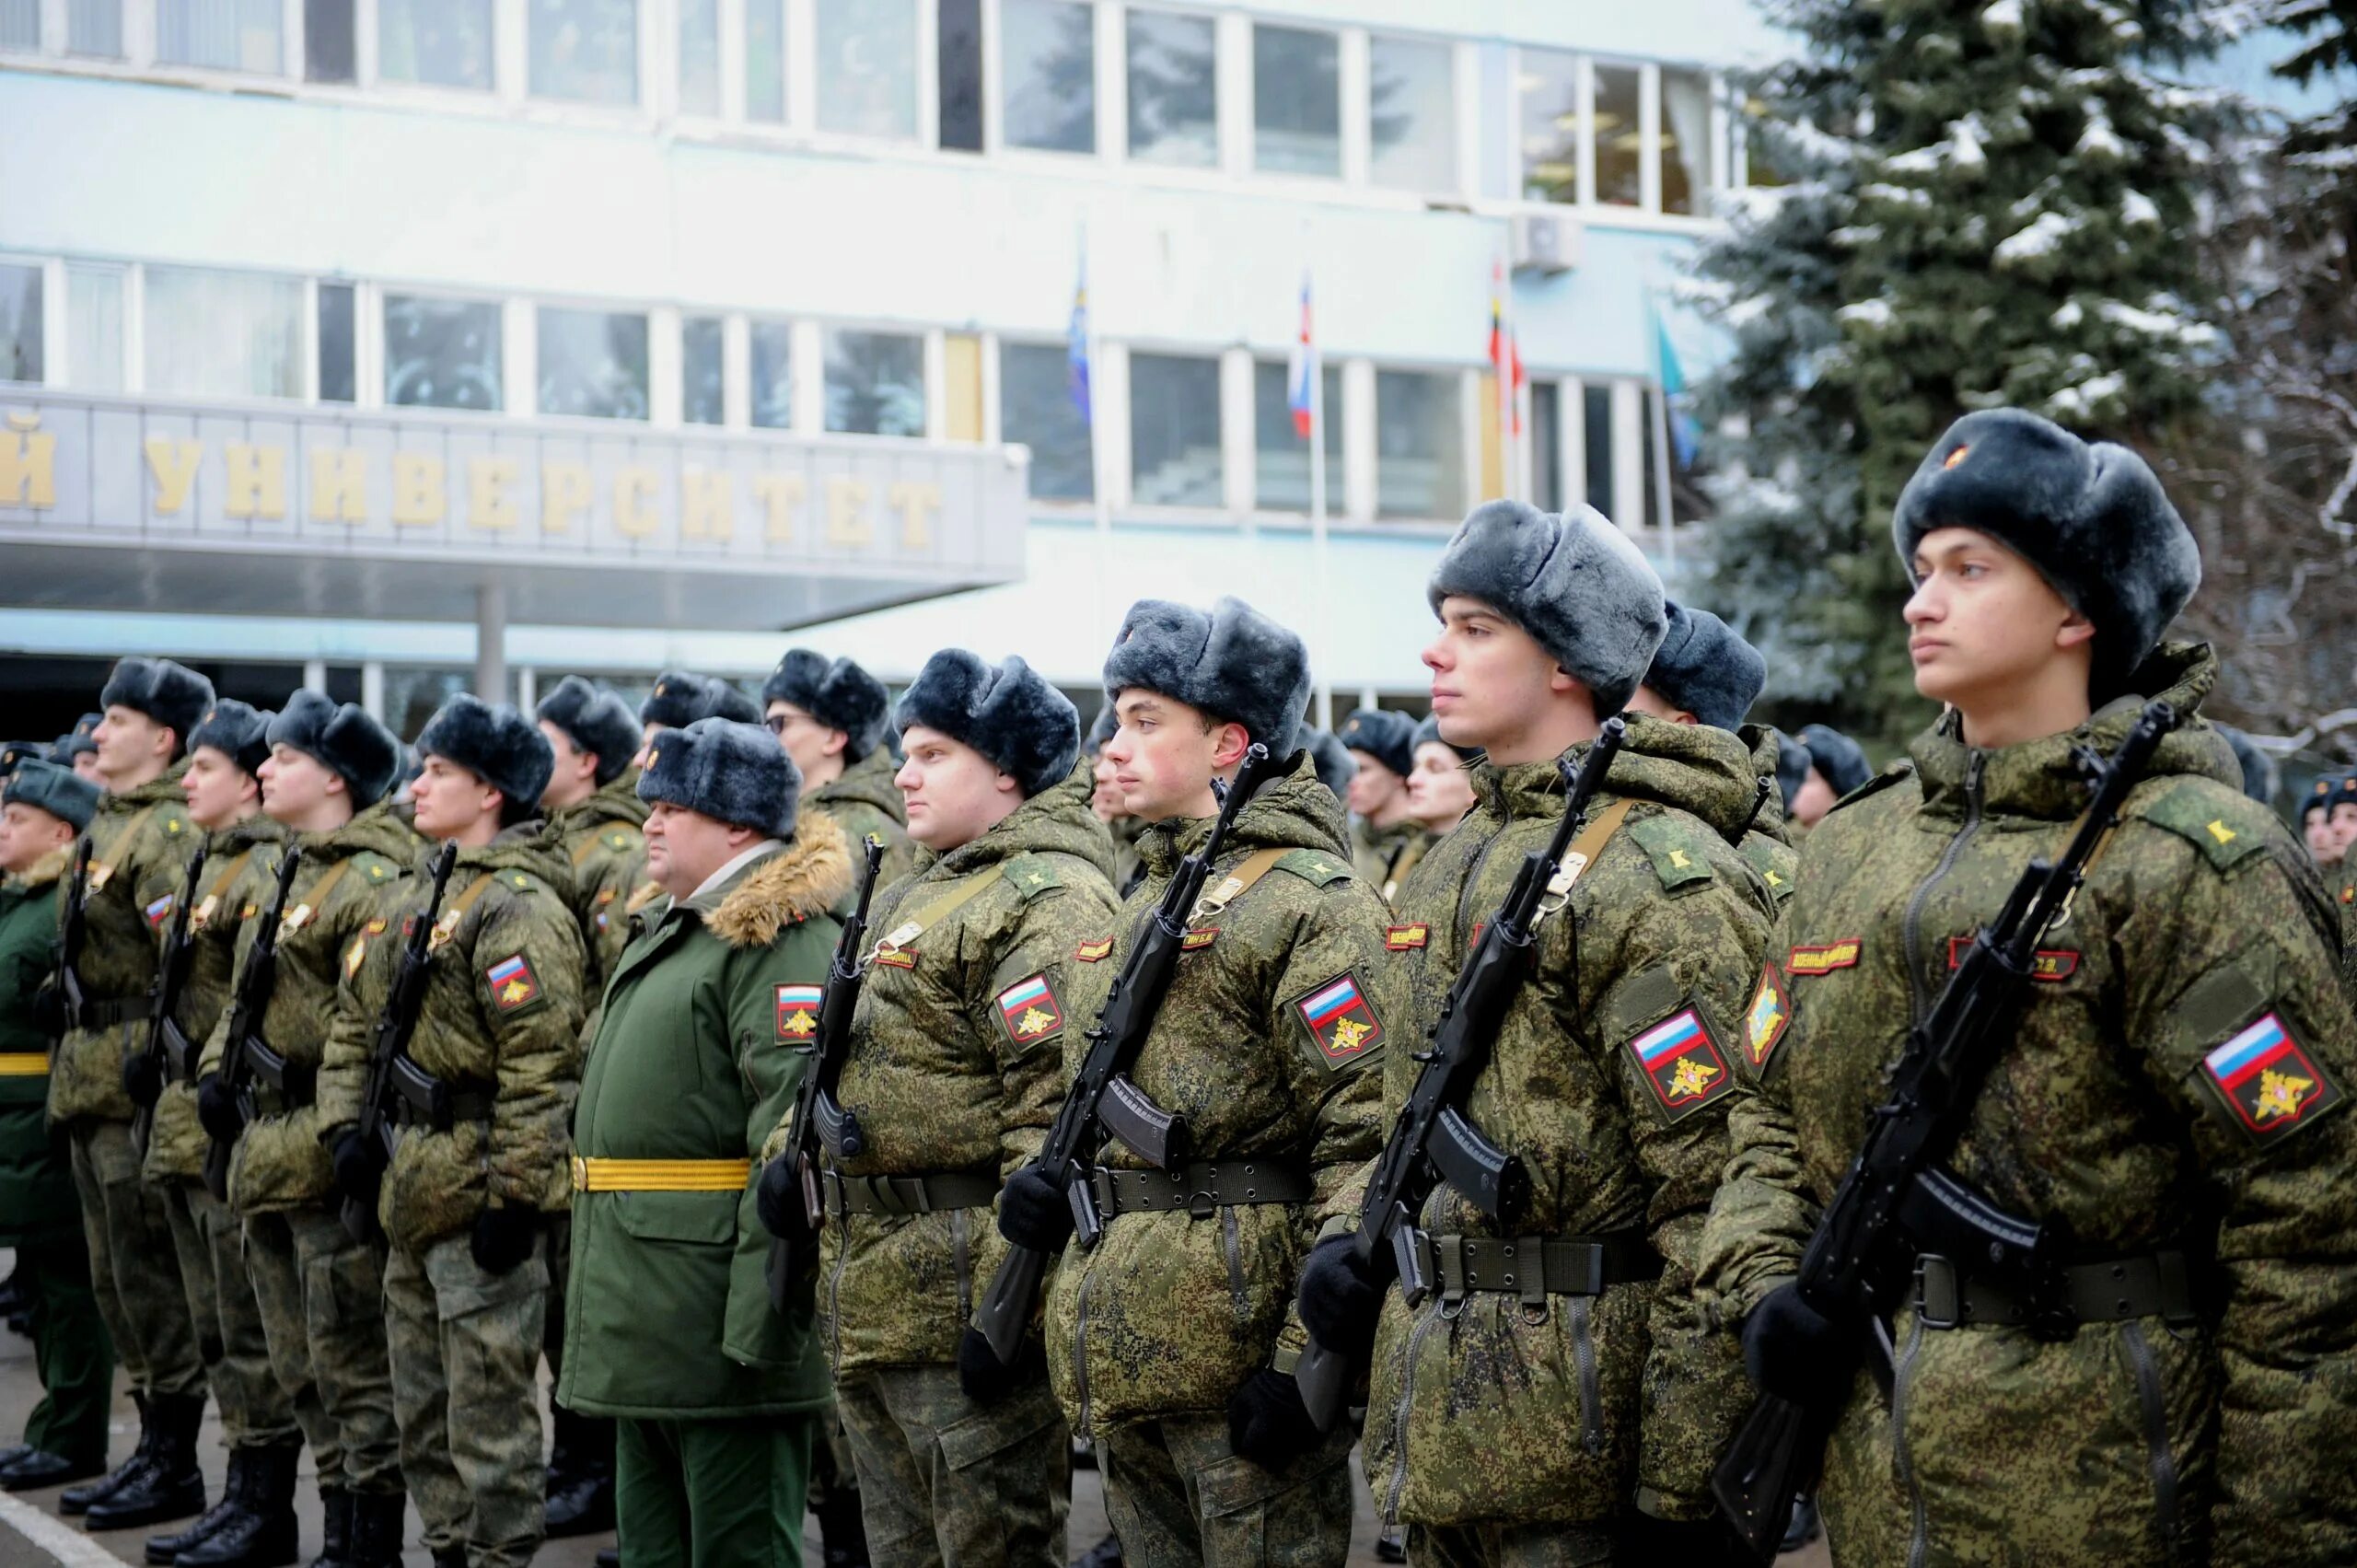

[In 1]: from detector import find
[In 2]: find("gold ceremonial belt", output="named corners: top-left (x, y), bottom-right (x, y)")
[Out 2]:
top-left (570, 1156), bottom-right (753, 1193)
top-left (0, 1053), bottom-right (49, 1075)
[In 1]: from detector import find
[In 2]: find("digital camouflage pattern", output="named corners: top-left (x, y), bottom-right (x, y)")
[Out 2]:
top-left (808, 749), bottom-right (918, 895)
top-left (821, 761), bottom-right (1121, 1374)
top-left (157, 1180), bottom-right (305, 1446)
top-left (834, 1365), bottom-right (1069, 1568)
top-left (318, 821), bottom-right (586, 1255)
top-left (1698, 645), bottom-right (2357, 1568)
top-left (1350, 818), bottom-right (1431, 907)
top-left (1737, 724), bottom-right (1799, 912)
top-left (1041, 756), bottom-right (1390, 1434)
top-left (1356, 714), bottom-right (1776, 1532)
top-left (201, 803), bottom-right (415, 1214)
top-left (240, 1205), bottom-right (397, 1493)
top-left (50, 767), bottom-right (199, 1124)
top-left (548, 767), bottom-right (647, 997)
top-left (144, 815), bottom-right (284, 1183)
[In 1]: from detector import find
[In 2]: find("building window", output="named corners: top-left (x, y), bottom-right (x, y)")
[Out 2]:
top-left (937, 0), bottom-right (982, 150)
top-left (824, 329), bottom-right (923, 436)
top-left (1661, 68), bottom-right (1712, 215)
top-left (1002, 0), bottom-right (1093, 154)
top-left (1594, 64), bottom-right (1641, 207)
top-left (0, 264), bottom-right (41, 385)
top-left (318, 284), bottom-right (355, 403)
top-left (1518, 47), bottom-right (1578, 205)
top-left (385, 296), bottom-right (503, 410)
top-left (815, 0), bottom-right (916, 140)
top-left (1368, 35), bottom-right (1453, 192)
top-left (1126, 8), bottom-right (1215, 168)
top-left (538, 307), bottom-right (649, 419)
top-left (529, 0), bottom-right (636, 103)
top-left (678, 0), bottom-right (719, 113)
top-left (750, 319), bottom-right (793, 428)
top-left (745, 0), bottom-right (784, 119)
top-left (145, 268), bottom-right (304, 400)
top-left (1129, 352), bottom-right (1221, 507)
top-left (1583, 382), bottom-right (1612, 516)
top-left (0, 0), bottom-right (37, 50)
top-left (683, 315), bottom-right (724, 425)
top-left (1376, 368), bottom-right (1464, 519)
top-left (379, 0), bottom-right (493, 87)
top-left (1252, 358), bottom-right (1340, 512)
top-left (1253, 23), bottom-right (1339, 178)
top-left (66, 265), bottom-right (124, 391)
top-left (1000, 342), bottom-right (1091, 499)
top-left (67, 0), bottom-right (120, 55)
top-left (157, 0), bottom-right (283, 72)
top-left (306, 0), bottom-right (354, 80)
top-left (1531, 379), bottom-right (1561, 513)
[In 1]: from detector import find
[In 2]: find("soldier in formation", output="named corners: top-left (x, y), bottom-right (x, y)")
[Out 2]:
top-left (1337, 708), bottom-right (1428, 905)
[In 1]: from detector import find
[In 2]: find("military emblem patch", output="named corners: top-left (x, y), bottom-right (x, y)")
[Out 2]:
top-left (1745, 965), bottom-right (1790, 1072)
top-left (192, 894), bottom-right (220, 932)
top-left (872, 948), bottom-right (916, 970)
top-left (1385, 924), bottom-right (1429, 951)
top-left (775, 984), bottom-right (821, 1042)
top-left (994, 974), bottom-right (1066, 1047)
top-left (428, 908), bottom-right (464, 953)
top-left (1946, 936), bottom-right (2077, 981)
top-left (1297, 973), bottom-right (1383, 1067)
top-left (1181, 927), bottom-right (1218, 953)
top-left (144, 892), bottom-right (174, 927)
top-left (1074, 936), bottom-right (1114, 963)
top-left (1787, 940), bottom-right (1862, 977)
top-left (343, 935), bottom-right (369, 981)
top-left (597, 887), bottom-right (619, 906)
top-left (484, 953), bottom-right (542, 1014)
top-left (2199, 1012), bottom-right (2343, 1141)
top-left (1628, 1009), bottom-right (1736, 1121)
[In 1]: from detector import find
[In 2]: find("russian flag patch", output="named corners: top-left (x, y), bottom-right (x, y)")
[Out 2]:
top-left (1627, 1008), bottom-right (1735, 1121)
top-left (2199, 1012), bottom-right (2342, 1142)
top-left (144, 892), bottom-right (175, 928)
top-left (484, 952), bottom-right (542, 1014)
top-left (1296, 972), bottom-right (1383, 1068)
top-left (776, 984), bottom-right (821, 1043)
top-left (994, 973), bottom-right (1065, 1047)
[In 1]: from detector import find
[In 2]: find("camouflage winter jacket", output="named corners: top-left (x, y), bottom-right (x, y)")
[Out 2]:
top-left (1696, 645), bottom-right (2357, 1568)
top-left (145, 816), bottom-right (285, 1184)
top-left (50, 768), bottom-right (199, 1125)
top-left (201, 805), bottom-right (414, 1214)
top-left (819, 761), bottom-right (1122, 1376)
top-left (549, 770), bottom-right (648, 1002)
top-left (1736, 724), bottom-right (1799, 912)
top-left (1356, 714), bottom-right (1777, 1531)
top-left (318, 820), bottom-right (586, 1255)
top-left (1042, 757), bottom-right (1390, 1435)
top-left (1351, 817), bottom-right (1430, 907)
top-left (807, 749), bottom-right (916, 896)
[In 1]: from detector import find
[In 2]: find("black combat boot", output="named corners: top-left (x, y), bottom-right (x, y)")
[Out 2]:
top-left (63, 1389), bottom-right (156, 1515)
top-left (542, 1409), bottom-right (615, 1539)
top-left (179, 1439), bottom-right (299, 1567)
top-left (343, 1492), bottom-right (406, 1568)
top-left (308, 1489), bottom-right (353, 1568)
top-left (86, 1393), bottom-right (206, 1530)
top-left (594, 1552), bottom-right (619, 1568)
top-left (816, 1491), bottom-right (870, 1568)
top-left (145, 1446), bottom-right (248, 1563)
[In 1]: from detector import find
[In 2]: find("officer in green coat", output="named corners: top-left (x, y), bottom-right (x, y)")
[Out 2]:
top-left (563, 716), bottom-right (850, 1565)
top-left (765, 649), bottom-right (914, 893)
top-left (1705, 410), bottom-right (2357, 1568)
top-left (0, 760), bottom-right (112, 1491)
top-left (1337, 708), bottom-right (1428, 905)
top-left (56, 657), bottom-right (215, 1530)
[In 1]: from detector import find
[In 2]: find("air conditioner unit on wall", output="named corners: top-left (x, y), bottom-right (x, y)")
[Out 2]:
top-left (1511, 212), bottom-right (1583, 276)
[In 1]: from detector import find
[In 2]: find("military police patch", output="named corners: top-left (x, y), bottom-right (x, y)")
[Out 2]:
top-left (2197, 1012), bottom-right (2344, 1143)
top-left (1074, 936), bottom-right (1114, 963)
top-left (994, 974), bottom-right (1066, 1048)
top-left (1627, 1008), bottom-right (1735, 1121)
top-left (485, 953), bottom-right (543, 1014)
top-left (1385, 924), bottom-right (1429, 951)
top-left (1295, 972), bottom-right (1383, 1069)
top-left (872, 948), bottom-right (917, 970)
top-left (1787, 939), bottom-right (1862, 977)
top-left (1946, 935), bottom-right (2077, 981)
top-left (1745, 965), bottom-right (1790, 1072)
top-left (1181, 927), bottom-right (1217, 953)
top-left (776, 984), bottom-right (820, 1043)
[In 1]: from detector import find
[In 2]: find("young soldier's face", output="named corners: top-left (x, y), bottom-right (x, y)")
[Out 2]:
top-left (765, 701), bottom-right (847, 781)
top-left (1624, 686), bottom-right (1697, 726)
top-left (92, 704), bottom-right (168, 785)
top-left (1904, 527), bottom-right (2092, 712)
top-left (1101, 691), bottom-right (1242, 820)
top-left (536, 720), bottom-right (598, 810)
top-left (258, 744), bottom-right (342, 825)
top-left (1344, 755), bottom-right (1402, 819)
top-left (408, 755), bottom-right (501, 841)
top-left (895, 725), bottom-right (1020, 852)
top-left (1422, 598), bottom-right (1566, 754)
top-left (2306, 812), bottom-right (2341, 865)
top-left (181, 745), bottom-right (256, 831)
top-left (1792, 768), bottom-right (1840, 829)
top-left (71, 750), bottom-right (104, 783)
top-left (2331, 802), bottom-right (2357, 854)
top-left (0, 802), bottom-right (73, 874)
top-left (1405, 741), bottom-right (1476, 830)
top-left (1089, 753), bottom-right (1126, 823)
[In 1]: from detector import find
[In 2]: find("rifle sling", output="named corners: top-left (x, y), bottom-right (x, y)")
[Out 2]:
top-left (1549, 798), bottom-right (1636, 898)
top-left (867, 870), bottom-right (999, 959)
top-left (1185, 846), bottom-right (1290, 925)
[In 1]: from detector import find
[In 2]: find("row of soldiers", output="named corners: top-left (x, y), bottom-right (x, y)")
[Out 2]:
top-left (1, 400), bottom-right (2352, 1568)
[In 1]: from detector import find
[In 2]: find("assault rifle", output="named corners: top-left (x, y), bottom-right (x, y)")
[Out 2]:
top-left (1711, 700), bottom-right (2177, 1559)
top-left (204, 846), bottom-right (304, 1201)
top-left (1293, 718), bottom-right (1626, 1430)
top-left (49, 834), bottom-right (93, 1037)
top-left (968, 742), bottom-right (1283, 1366)
top-left (342, 841), bottom-right (459, 1242)
top-left (131, 844), bottom-right (210, 1148)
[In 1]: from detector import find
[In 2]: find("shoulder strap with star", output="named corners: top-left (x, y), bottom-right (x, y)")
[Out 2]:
top-left (2131, 780), bottom-right (2273, 875)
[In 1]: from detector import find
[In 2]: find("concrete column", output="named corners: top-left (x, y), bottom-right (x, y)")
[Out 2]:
top-left (475, 583), bottom-right (508, 702)
top-left (361, 661), bottom-right (386, 721)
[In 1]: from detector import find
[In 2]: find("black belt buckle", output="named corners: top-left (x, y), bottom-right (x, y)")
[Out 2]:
top-left (1913, 1255), bottom-right (1961, 1329)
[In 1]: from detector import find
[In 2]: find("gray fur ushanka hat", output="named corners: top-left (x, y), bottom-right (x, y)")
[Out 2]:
top-left (895, 650), bottom-right (1078, 799)
top-left (640, 671), bottom-right (761, 732)
top-left (1101, 596), bottom-right (1311, 759)
top-left (762, 650), bottom-right (893, 764)
top-left (1337, 709), bottom-right (1417, 781)
top-left (416, 695), bottom-right (553, 812)
top-left (189, 700), bottom-right (275, 780)
top-left (1798, 723), bottom-right (1872, 798)
top-left (638, 717), bottom-right (803, 840)
top-left (1643, 602), bottom-right (1767, 732)
top-left (100, 658), bottom-right (215, 752)
top-left (5, 759), bottom-right (100, 831)
top-left (537, 676), bottom-right (643, 787)
top-left (267, 691), bottom-right (402, 809)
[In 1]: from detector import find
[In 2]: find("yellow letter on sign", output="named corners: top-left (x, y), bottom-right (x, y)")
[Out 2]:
top-left (886, 482), bottom-right (941, 551)
top-left (751, 474), bottom-right (805, 543)
top-left (223, 444), bottom-right (287, 521)
top-left (145, 437), bottom-right (203, 516)
top-left (680, 468), bottom-right (732, 541)
top-left (0, 412), bottom-right (55, 508)
top-left (391, 453), bottom-right (446, 526)
top-left (614, 466), bottom-right (660, 539)
top-left (541, 461), bottom-right (592, 534)
top-left (825, 478), bottom-right (871, 548)
top-left (308, 448), bottom-right (368, 524)
top-left (468, 458), bottom-right (520, 531)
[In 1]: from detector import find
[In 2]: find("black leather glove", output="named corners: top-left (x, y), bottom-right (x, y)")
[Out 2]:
top-left (754, 1156), bottom-right (807, 1241)
top-left (995, 1166), bottom-right (1075, 1252)
top-left (195, 1073), bottom-right (242, 1143)
top-left (1225, 1368), bottom-right (1319, 1471)
top-left (122, 1045), bottom-right (164, 1109)
top-left (1296, 1235), bottom-right (1385, 1360)
top-left (325, 1125), bottom-right (380, 1208)
top-left (1742, 1282), bottom-right (1852, 1403)
top-left (470, 1203), bottom-right (540, 1276)
top-left (957, 1327), bottom-right (1046, 1406)
top-left (1617, 1508), bottom-right (1751, 1566)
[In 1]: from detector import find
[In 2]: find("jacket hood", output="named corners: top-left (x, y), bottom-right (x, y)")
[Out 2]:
top-left (911, 758), bottom-right (1118, 885)
top-left (1138, 752), bottom-right (1350, 878)
top-left (207, 815), bottom-right (285, 858)
top-left (552, 768), bottom-right (650, 836)
top-left (1471, 712), bottom-right (1765, 840)
top-left (807, 748), bottom-right (908, 827)
top-left (701, 811), bottom-right (854, 948)
top-left (449, 819), bottom-right (575, 893)
top-left (1909, 641), bottom-right (2238, 821)
top-left (305, 800), bottom-right (425, 866)
top-left (105, 763), bottom-right (190, 813)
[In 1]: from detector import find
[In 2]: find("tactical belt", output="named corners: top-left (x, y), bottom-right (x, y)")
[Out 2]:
top-left (1913, 1249), bottom-right (2201, 1332)
top-left (1087, 1161), bottom-right (1314, 1219)
top-left (239, 1037), bottom-right (316, 1109)
top-left (571, 1156), bottom-right (752, 1193)
top-left (78, 993), bottom-right (153, 1030)
top-left (387, 1058), bottom-right (495, 1131)
top-left (823, 1168), bottom-right (999, 1217)
top-left (0, 1053), bottom-right (49, 1076)
top-left (1426, 1230), bottom-right (1664, 1305)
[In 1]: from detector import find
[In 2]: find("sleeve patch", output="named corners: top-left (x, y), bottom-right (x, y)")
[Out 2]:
top-left (596, 887), bottom-right (619, 906)
top-left (994, 973), bottom-right (1066, 1047)
top-left (1074, 936), bottom-right (1114, 963)
top-left (343, 935), bottom-right (370, 981)
top-left (1273, 849), bottom-right (1353, 888)
top-left (1627, 1007), bottom-right (1736, 1121)
top-left (1295, 971), bottom-right (1384, 1069)
top-left (1947, 935), bottom-right (2078, 981)
top-left (1385, 923), bottom-right (1429, 951)
top-left (1788, 939), bottom-right (1863, 977)
top-left (484, 952), bottom-right (545, 1014)
top-left (1181, 927), bottom-right (1218, 953)
top-left (776, 984), bottom-right (821, 1042)
top-left (1628, 816), bottom-right (1715, 891)
top-left (1745, 964), bottom-right (1791, 1073)
top-left (144, 892), bottom-right (175, 927)
top-left (2197, 1011), bottom-right (2344, 1144)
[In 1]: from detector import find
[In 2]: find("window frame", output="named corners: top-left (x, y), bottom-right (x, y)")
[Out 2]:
top-left (378, 285), bottom-right (510, 415)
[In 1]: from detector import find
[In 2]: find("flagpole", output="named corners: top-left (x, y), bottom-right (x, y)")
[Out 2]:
top-left (1310, 288), bottom-right (1332, 736)
top-left (1649, 293), bottom-right (1677, 567)
top-left (1085, 220), bottom-right (1115, 648)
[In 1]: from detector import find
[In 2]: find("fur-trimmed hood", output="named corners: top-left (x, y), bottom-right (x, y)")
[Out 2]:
top-left (698, 810), bottom-right (853, 949)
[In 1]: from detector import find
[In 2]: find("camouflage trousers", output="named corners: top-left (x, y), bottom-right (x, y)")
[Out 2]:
top-left (615, 1413), bottom-right (817, 1568)
top-left (243, 1207), bottom-right (397, 1493)
top-left (1406, 1520), bottom-right (1618, 1568)
top-left (66, 1117), bottom-right (204, 1396)
top-left (157, 1179), bottom-right (313, 1449)
top-left (836, 1364), bottom-right (1070, 1568)
top-left (1097, 1411), bottom-right (1354, 1568)
top-left (384, 1228), bottom-right (548, 1568)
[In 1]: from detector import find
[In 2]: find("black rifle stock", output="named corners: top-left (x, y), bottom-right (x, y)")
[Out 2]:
top-left (1710, 701), bottom-right (2177, 1560)
top-left (342, 841), bottom-right (459, 1242)
top-left (1293, 718), bottom-right (1626, 1430)
top-left (969, 743), bottom-right (1282, 1367)
top-left (203, 845), bottom-right (304, 1202)
top-left (51, 834), bottom-right (92, 1036)
top-left (133, 843), bottom-right (210, 1149)
top-left (767, 834), bottom-right (887, 1305)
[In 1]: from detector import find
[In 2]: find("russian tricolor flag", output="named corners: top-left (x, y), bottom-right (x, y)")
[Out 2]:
top-left (1302, 974), bottom-right (1361, 1028)
top-left (1287, 271), bottom-right (1317, 439)
top-left (2206, 1015), bottom-right (2294, 1090)
top-left (1634, 1012), bottom-right (1705, 1064)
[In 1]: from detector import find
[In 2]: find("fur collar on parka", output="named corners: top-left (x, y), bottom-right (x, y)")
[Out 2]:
top-left (697, 811), bottom-right (853, 950)
top-left (9, 843), bottom-right (73, 891)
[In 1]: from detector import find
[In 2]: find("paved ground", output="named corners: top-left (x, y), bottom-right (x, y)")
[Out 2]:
top-left (0, 1249), bottom-right (1830, 1566)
